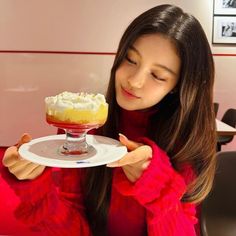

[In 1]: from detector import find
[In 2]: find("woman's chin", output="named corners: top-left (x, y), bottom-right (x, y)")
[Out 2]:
top-left (116, 99), bottom-right (144, 111)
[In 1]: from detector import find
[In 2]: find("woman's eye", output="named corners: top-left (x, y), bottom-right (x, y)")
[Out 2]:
top-left (151, 72), bottom-right (166, 81)
top-left (126, 56), bottom-right (137, 65)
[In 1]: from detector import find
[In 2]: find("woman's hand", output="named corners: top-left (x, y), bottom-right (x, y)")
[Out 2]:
top-left (107, 134), bottom-right (152, 182)
top-left (2, 133), bottom-right (46, 180)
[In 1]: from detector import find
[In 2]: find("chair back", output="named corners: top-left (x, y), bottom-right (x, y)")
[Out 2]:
top-left (201, 151), bottom-right (236, 236)
top-left (222, 108), bottom-right (236, 128)
top-left (217, 108), bottom-right (236, 151)
top-left (214, 103), bottom-right (219, 116)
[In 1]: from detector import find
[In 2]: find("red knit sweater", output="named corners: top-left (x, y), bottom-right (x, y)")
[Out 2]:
top-left (0, 109), bottom-right (197, 235)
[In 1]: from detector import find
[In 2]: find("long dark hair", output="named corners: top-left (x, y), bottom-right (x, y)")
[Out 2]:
top-left (84, 4), bottom-right (216, 235)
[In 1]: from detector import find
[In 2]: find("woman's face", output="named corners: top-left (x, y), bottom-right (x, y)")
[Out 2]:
top-left (115, 34), bottom-right (181, 111)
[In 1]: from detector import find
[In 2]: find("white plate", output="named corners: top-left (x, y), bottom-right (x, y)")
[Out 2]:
top-left (19, 134), bottom-right (127, 168)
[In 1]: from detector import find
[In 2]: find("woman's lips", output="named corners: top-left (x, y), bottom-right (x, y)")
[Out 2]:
top-left (121, 86), bottom-right (140, 99)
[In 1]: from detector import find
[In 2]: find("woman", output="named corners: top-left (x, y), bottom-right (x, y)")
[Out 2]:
top-left (2, 4), bottom-right (216, 236)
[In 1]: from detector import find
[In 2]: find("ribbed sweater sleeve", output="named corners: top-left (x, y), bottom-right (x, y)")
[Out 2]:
top-left (2, 167), bottom-right (91, 236)
top-left (112, 137), bottom-right (197, 236)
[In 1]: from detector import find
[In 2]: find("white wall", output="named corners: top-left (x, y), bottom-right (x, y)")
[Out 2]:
top-left (0, 0), bottom-right (235, 150)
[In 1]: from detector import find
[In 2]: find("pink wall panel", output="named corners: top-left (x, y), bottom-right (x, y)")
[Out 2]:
top-left (0, 53), bottom-right (114, 145)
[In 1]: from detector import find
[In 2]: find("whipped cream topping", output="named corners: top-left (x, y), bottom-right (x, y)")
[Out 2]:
top-left (45, 91), bottom-right (107, 112)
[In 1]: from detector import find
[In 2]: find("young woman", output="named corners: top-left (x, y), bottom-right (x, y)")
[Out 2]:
top-left (2, 4), bottom-right (216, 236)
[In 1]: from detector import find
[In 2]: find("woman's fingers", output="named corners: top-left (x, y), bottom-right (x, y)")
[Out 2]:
top-left (9, 162), bottom-right (45, 180)
top-left (122, 166), bottom-right (137, 182)
top-left (108, 135), bottom-right (153, 182)
top-left (142, 159), bottom-right (151, 169)
top-left (16, 133), bottom-right (32, 149)
top-left (122, 159), bottom-right (152, 182)
top-left (2, 146), bottom-right (19, 167)
top-left (2, 133), bottom-right (32, 167)
top-left (2, 133), bottom-right (46, 180)
top-left (26, 165), bottom-right (46, 180)
top-left (107, 145), bottom-right (152, 167)
top-left (8, 160), bottom-right (34, 175)
top-left (119, 133), bottom-right (141, 151)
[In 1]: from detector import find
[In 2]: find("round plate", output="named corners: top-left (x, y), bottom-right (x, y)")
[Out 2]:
top-left (19, 134), bottom-right (127, 168)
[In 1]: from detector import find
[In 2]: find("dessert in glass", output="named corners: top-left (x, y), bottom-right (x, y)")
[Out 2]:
top-left (45, 91), bottom-right (108, 155)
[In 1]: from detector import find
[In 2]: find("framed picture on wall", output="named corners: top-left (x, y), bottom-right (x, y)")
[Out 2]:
top-left (214, 0), bottom-right (236, 14)
top-left (213, 16), bottom-right (236, 43)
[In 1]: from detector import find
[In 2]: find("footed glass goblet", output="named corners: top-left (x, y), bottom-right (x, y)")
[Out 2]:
top-left (46, 115), bottom-right (107, 155)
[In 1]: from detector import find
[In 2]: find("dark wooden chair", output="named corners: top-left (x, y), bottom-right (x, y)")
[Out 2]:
top-left (217, 108), bottom-right (236, 151)
top-left (214, 102), bottom-right (219, 116)
top-left (201, 151), bottom-right (236, 236)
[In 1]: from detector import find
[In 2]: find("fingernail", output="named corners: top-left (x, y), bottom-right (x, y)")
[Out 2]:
top-left (119, 133), bottom-right (127, 139)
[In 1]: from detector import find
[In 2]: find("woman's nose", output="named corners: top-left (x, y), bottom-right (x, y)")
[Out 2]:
top-left (127, 69), bottom-right (146, 88)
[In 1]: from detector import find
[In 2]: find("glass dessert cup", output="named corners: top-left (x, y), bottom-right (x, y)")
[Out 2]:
top-left (46, 116), bottom-right (103, 155)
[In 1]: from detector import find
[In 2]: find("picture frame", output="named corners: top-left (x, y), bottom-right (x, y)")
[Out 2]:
top-left (213, 16), bottom-right (236, 43)
top-left (214, 0), bottom-right (236, 15)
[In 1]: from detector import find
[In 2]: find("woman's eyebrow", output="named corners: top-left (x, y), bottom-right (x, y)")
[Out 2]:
top-left (129, 46), bottom-right (141, 56)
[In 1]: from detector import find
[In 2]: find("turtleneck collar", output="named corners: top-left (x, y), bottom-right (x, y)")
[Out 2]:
top-left (119, 108), bottom-right (156, 141)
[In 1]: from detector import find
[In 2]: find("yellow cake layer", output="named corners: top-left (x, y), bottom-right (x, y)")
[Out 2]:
top-left (46, 104), bottom-right (108, 124)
